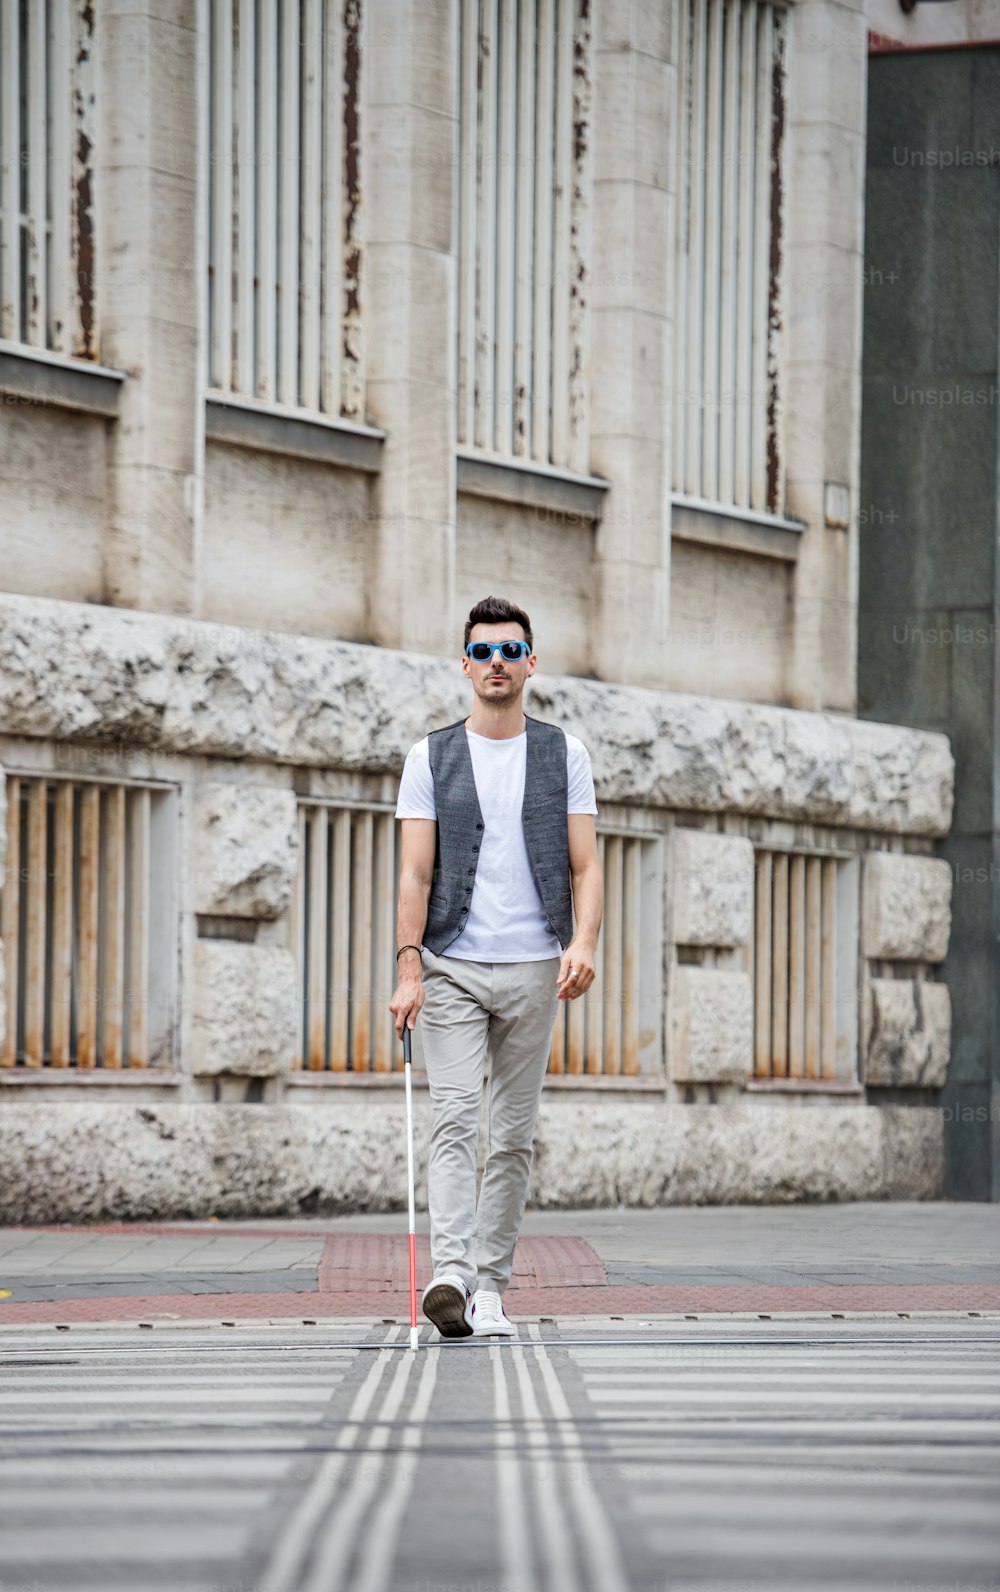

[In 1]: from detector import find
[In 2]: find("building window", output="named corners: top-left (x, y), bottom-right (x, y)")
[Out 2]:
top-left (292, 804), bottom-right (662, 1080)
top-left (291, 802), bottom-right (400, 1072)
top-left (672, 0), bottom-right (788, 515)
top-left (0, 0), bottom-right (98, 357)
top-left (207, 0), bottom-right (366, 417)
top-left (1, 776), bottom-right (177, 1069)
top-left (457, 0), bottom-right (593, 472)
top-left (751, 849), bottom-right (858, 1083)
top-left (548, 830), bottom-right (663, 1079)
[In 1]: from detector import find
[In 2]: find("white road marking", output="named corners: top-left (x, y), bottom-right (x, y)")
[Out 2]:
top-left (260, 1325), bottom-right (402, 1591)
top-left (491, 1342), bottom-right (537, 1592)
top-left (509, 1344), bottom-right (578, 1592)
top-left (527, 1325), bottom-right (632, 1592)
top-left (348, 1347), bottom-right (440, 1592)
top-left (299, 1342), bottom-right (422, 1592)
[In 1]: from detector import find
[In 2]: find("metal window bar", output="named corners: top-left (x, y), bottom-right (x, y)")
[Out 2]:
top-left (457, 0), bottom-right (592, 469)
top-left (0, 0), bottom-right (97, 356)
top-left (1, 778), bottom-right (153, 1068)
top-left (753, 849), bottom-right (842, 1082)
top-left (293, 806), bottom-right (659, 1078)
top-left (673, 0), bottom-right (787, 514)
top-left (548, 832), bottom-right (656, 1078)
top-left (207, 0), bottom-right (366, 418)
top-left (292, 803), bottom-right (400, 1072)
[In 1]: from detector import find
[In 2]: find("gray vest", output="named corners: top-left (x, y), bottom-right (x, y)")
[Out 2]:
top-left (422, 714), bottom-right (574, 956)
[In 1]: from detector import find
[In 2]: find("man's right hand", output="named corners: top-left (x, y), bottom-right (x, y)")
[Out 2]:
top-left (389, 971), bottom-right (425, 1038)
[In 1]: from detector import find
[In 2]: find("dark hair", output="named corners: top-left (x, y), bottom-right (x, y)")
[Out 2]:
top-left (464, 595), bottom-right (533, 653)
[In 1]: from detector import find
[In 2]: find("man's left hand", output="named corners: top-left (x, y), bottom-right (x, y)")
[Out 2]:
top-left (556, 944), bottom-right (597, 1001)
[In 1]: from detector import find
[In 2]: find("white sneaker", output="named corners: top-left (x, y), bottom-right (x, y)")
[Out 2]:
top-left (421, 1273), bottom-right (473, 1338)
top-left (467, 1288), bottom-right (516, 1338)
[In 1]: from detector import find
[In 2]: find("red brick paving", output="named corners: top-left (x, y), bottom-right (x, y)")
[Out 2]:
top-left (1, 1228), bottom-right (997, 1326)
top-left (317, 1235), bottom-right (606, 1292)
top-left (0, 1283), bottom-right (998, 1327)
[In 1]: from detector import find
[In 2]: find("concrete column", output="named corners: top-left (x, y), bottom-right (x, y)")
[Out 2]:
top-left (365, 0), bottom-right (458, 657)
top-left (588, 0), bottom-right (674, 689)
top-left (98, 3), bottom-right (203, 616)
top-left (783, 0), bottom-right (868, 711)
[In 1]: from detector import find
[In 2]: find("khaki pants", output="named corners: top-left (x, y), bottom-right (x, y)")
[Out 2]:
top-left (418, 946), bottom-right (562, 1295)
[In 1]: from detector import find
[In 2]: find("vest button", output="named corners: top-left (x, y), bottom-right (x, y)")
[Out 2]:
top-left (475, 822), bottom-right (483, 829)
top-left (467, 867), bottom-right (475, 874)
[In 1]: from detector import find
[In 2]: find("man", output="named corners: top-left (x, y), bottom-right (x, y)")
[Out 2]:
top-left (388, 595), bottom-right (603, 1339)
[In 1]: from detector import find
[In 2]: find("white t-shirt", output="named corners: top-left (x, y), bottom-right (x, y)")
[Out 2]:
top-left (395, 724), bottom-right (598, 962)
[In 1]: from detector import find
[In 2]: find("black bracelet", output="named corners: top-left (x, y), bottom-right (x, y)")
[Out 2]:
top-left (396, 944), bottom-right (421, 961)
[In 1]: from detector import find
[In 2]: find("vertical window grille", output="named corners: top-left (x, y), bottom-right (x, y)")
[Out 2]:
top-left (292, 806), bottom-right (663, 1079)
top-left (457, 0), bottom-right (593, 472)
top-left (208, 0), bottom-right (366, 418)
top-left (0, 0), bottom-right (98, 357)
top-left (673, 0), bottom-right (788, 514)
top-left (291, 803), bottom-right (400, 1072)
top-left (548, 831), bottom-right (662, 1079)
top-left (752, 849), bottom-right (854, 1082)
top-left (1, 777), bottom-right (172, 1069)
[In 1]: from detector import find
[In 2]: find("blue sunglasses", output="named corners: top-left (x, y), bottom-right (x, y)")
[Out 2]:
top-left (465, 640), bottom-right (531, 661)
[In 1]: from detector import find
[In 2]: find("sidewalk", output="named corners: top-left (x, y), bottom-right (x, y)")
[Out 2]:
top-left (1, 1201), bottom-right (998, 1328)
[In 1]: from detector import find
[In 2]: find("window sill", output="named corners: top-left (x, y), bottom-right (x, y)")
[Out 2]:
top-left (0, 340), bottom-right (125, 418)
top-left (283, 1070), bottom-right (665, 1092)
top-left (743, 1078), bottom-right (864, 1094)
top-left (285, 1070), bottom-right (429, 1086)
top-left (544, 1073), bottom-right (665, 1091)
top-left (205, 391), bottom-right (386, 473)
top-left (671, 494), bottom-right (806, 561)
top-left (0, 1068), bottom-right (181, 1085)
top-left (457, 448), bottom-right (610, 521)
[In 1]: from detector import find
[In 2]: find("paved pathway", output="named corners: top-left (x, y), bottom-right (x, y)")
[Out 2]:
top-left (0, 1318), bottom-right (996, 1592)
top-left (2, 1202), bottom-right (999, 1327)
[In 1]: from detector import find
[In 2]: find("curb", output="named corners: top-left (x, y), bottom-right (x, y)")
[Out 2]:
top-left (0, 1309), bottom-right (997, 1334)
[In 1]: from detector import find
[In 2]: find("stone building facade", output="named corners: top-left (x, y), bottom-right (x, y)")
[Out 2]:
top-left (0, 0), bottom-right (973, 1217)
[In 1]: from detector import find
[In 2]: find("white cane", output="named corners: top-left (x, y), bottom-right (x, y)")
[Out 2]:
top-left (402, 1023), bottom-right (420, 1351)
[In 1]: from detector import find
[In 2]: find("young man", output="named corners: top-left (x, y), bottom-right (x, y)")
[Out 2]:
top-left (388, 595), bottom-right (603, 1339)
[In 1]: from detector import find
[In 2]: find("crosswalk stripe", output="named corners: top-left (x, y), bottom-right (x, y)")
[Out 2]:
top-left (259, 1326), bottom-right (404, 1592)
top-left (509, 1340), bottom-right (579, 1592)
top-left (628, 1492), bottom-right (1000, 1527)
top-left (0, 1487), bottom-right (276, 1514)
top-left (642, 1523), bottom-right (998, 1565)
top-left (347, 1347), bottom-right (440, 1592)
top-left (0, 1522), bottom-right (248, 1563)
top-left (581, 1386), bottom-right (1000, 1405)
top-left (0, 1382), bottom-right (346, 1403)
top-left (600, 1458), bottom-right (1000, 1487)
top-left (300, 1345), bottom-right (428, 1592)
top-left (491, 1341), bottom-right (537, 1592)
top-left (527, 1326), bottom-right (632, 1592)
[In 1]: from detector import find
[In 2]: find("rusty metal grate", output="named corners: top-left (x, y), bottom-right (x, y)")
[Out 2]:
top-left (752, 849), bottom-right (857, 1083)
top-left (1, 776), bottom-right (172, 1069)
top-left (673, 0), bottom-right (788, 515)
top-left (292, 805), bottom-right (663, 1079)
top-left (291, 802), bottom-right (401, 1072)
top-left (207, 0), bottom-right (365, 417)
top-left (457, 0), bottom-right (593, 471)
top-left (0, 0), bottom-right (98, 356)
top-left (548, 831), bottom-right (662, 1078)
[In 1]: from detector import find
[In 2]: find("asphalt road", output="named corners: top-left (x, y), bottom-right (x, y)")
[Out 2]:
top-left (0, 1317), bottom-right (997, 1592)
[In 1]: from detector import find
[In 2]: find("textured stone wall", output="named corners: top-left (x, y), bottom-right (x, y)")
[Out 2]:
top-left (0, 592), bottom-right (953, 833)
top-left (860, 852), bottom-right (954, 1090)
top-left (0, 1096), bottom-right (943, 1223)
